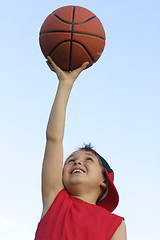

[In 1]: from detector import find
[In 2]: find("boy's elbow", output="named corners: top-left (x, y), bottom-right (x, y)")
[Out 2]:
top-left (46, 131), bottom-right (63, 143)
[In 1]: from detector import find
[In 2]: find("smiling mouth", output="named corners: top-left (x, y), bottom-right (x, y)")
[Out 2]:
top-left (71, 169), bottom-right (85, 174)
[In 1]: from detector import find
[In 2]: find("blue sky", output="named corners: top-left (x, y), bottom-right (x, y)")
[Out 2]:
top-left (0, 0), bottom-right (160, 239)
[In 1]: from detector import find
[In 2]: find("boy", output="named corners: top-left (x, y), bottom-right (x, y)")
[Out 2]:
top-left (34, 57), bottom-right (126, 240)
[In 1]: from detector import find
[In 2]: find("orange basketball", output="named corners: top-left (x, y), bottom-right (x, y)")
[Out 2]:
top-left (39, 6), bottom-right (106, 71)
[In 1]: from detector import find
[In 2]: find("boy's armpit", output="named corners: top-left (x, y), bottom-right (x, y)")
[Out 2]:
top-left (41, 188), bottom-right (64, 220)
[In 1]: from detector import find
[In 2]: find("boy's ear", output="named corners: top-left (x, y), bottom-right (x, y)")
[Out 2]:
top-left (100, 181), bottom-right (107, 190)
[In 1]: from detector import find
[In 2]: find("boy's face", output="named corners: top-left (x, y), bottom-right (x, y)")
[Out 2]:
top-left (62, 150), bottom-right (107, 197)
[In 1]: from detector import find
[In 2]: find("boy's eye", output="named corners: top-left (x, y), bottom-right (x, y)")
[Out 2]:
top-left (68, 159), bottom-right (75, 163)
top-left (86, 158), bottom-right (93, 161)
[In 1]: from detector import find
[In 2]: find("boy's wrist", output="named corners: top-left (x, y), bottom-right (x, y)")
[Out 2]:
top-left (58, 79), bottom-right (74, 90)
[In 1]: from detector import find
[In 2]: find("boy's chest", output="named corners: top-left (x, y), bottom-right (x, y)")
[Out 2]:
top-left (59, 203), bottom-right (112, 240)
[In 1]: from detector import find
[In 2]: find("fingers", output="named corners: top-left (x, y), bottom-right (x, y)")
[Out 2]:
top-left (46, 56), bottom-right (59, 73)
top-left (74, 62), bottom-right (89, 76)
top-left (46, 60), bottom-right (55, 72)
top-left (46, 57), bottom-right (89, 73)
top-left (81, 62), bottom-right (89, 70)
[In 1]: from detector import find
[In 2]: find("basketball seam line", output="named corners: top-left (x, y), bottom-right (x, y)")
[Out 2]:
top-left (48, 40), bottom-right (94, 64)
top-left (52, 13), bottom-right (97, 25)
top-left (40, 30), bottom-right (105, 40)
top-left (69, 6), bottom-right (75, 71)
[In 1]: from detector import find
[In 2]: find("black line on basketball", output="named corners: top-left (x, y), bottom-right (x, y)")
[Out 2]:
top-left (40, 30), bottom-right (71, 36)
top-left (52, 13), bottom-right (72, 24)
top-left (40, 30), bottom-right (105, 41)
top-left (48, 40), bottom-right (71, 57)
top-left (74, 16), bottom-right (96, 25)
top-left (52, 13), bottom-right (97, 25)
top-left (48, 40), bottom-right (94, 65)
top-left (73, 31), bottom-right (105, 40)
top-left (69, 6), bottom-right (75, 71)
top-left (72, 40), bottom-right (94, 63)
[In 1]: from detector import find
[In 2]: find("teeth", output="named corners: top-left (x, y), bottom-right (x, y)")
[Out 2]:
top-left (72, 169), bottom-right (84, 174)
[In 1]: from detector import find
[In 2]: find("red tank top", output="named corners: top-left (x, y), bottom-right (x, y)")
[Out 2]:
top-left (35, 189), bottom-right (123, 240)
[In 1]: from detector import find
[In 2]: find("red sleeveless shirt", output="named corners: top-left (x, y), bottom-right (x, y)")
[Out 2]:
top-left (35, 189), bottom-right (123, 240)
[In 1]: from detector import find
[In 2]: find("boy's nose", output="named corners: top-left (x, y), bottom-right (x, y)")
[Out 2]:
top-left (74, 159), bottom-right (82, 165)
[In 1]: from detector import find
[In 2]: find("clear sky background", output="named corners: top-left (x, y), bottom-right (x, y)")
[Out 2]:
top-left (0, 0), bottom-right (160, 239)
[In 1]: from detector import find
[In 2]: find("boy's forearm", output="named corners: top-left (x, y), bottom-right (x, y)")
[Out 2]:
top-left (45, 57), bottom-right (88, 142)
top-left (46, 81), bottom-right (73, 142)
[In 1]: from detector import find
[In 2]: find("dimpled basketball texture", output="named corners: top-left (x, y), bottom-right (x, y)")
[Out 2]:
top-left (39, 6), bottom-right (106, 71)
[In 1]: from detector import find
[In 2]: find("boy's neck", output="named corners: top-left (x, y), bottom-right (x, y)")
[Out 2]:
top-left (70, 193), bottom-right (97, 205)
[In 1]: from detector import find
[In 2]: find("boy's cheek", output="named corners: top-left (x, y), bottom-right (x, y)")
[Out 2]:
top-left (62, 167), bottom-right (70, 179)
top-left (63, 165), bottom-right (69, 173)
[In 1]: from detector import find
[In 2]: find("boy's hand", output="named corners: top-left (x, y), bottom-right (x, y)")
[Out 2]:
top-left (46, 56), bottom-right (89, 84)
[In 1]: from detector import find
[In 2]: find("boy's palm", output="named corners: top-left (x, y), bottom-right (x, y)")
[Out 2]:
top-left (47, 56), bottom-right (89, 83)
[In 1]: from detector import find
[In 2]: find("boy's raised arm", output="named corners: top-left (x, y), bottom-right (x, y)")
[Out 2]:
top-left (41, 57), bottom-right (89, 209)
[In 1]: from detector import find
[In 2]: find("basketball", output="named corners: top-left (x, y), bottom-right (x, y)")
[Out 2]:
top-left (39, 6), bottom-right (106, 71)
